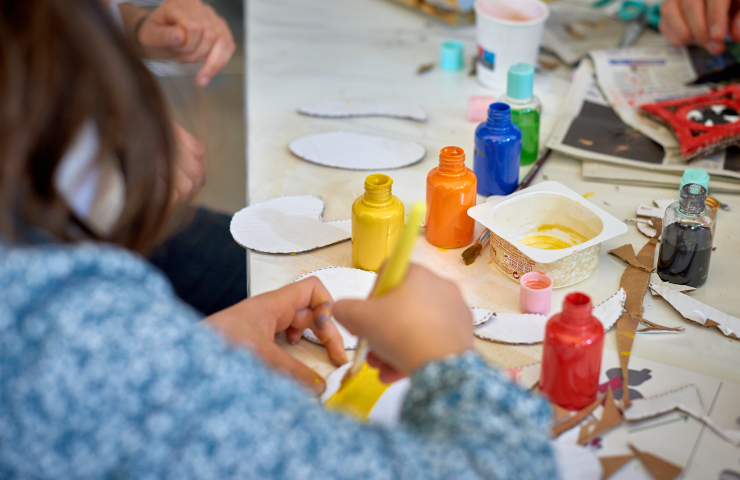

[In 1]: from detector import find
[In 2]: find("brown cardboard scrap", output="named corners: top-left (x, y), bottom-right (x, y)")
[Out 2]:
top-left (577, 387), bottom-right (623, 445)
top-left (635, 316), bottom-right (685, 333)
top-left (551, 391), bottom-right (607, 437)
top-left (615, 219), bottom-right (662, 408)
top-left (609, 244), bottom-right (655, 272)
top-left (552, 404), bottom-right (571, 423)
top-left (628, 444), bottom-right (682, 480)
top-left (600, 454), bottom-right (635, 480)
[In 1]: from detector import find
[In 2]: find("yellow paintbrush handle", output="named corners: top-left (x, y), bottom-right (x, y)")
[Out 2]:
top-left (348, 202), bottom-right (425, 376)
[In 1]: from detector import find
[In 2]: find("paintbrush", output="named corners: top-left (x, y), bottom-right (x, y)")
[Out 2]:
top-left (345, 201), bottom-right (426, 379)
top-left (460, 148), bottom-right (552, 266)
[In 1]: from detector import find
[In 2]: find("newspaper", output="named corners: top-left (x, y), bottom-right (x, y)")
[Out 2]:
top-left (541, 2), bottom-right (665, 66)
top-left (546, 58), bottom-right (740, 180)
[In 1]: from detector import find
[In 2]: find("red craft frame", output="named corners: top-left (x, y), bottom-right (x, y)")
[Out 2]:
top-left (639, 84), bottom-right (740, 161)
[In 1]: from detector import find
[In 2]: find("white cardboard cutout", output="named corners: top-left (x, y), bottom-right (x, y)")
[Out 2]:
top-left (471, 307), bottom-right (494, 326)
top-left (296, 267), bottom-right (376, 349)
top-left (298, 100), bottom-right (427, 122)
top-left (289, 131), bottom-right (426, 170)
top-left (624, 384), bottom-right (740, 445)
top-left (636, 198), bottom-right (675, 218)
top-left (474, 289), bottom-right (626, 344)
top-left (230, 196), bottom-right (351, 254)
top-left (650, 283), bottom-right (740, 338)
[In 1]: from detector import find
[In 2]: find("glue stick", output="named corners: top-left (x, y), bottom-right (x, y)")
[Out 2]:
top-left (539, 292), bottom-right (604, 410)
top-left (351, 174), bottom-right (404, 272)
top-left (425, 146), bottom-right (477, 248)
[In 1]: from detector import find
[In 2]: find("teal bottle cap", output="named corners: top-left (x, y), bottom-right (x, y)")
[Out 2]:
top-left (440, 41), bottom-right (464, 72)
top-left (680, 168), bottom-right (710, 193)
top-left (506, 63), bottom-right (534, 100)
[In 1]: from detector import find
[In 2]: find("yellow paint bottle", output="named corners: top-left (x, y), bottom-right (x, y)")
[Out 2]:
top-left (351, 174), bottom-right (404, 272)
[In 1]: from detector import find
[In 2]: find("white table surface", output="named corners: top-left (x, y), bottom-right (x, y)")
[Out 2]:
top-left (246, 0), bottom-right (740, 383)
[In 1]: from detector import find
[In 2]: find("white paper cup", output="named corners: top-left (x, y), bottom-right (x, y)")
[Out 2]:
top-left (474, 0), bottom-right (549, 89)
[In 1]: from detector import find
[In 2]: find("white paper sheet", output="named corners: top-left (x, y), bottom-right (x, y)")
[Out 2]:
top-left (296, 267), bottom-right (377, 349)
top-left (298, 99), bottom-right (427, 121)
top-left (230, 195), bottom-right (351, 254)
top-left (624, 384), bottom-right (740, 445)
top-left (650, 283), bottom-right (740, 338)
top-left (289, 131), bottom-right (426, 170)
top-left (474, 289), bottom-right (626, 344)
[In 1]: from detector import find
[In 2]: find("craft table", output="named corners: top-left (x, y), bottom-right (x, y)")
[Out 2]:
top-left (246, 0), bottom-right (740, 379)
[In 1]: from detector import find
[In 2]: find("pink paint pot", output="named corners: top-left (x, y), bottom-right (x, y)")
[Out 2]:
top-left (519, 271), bottom-right (553, 315)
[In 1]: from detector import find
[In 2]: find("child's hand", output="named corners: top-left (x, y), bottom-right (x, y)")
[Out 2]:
top-left (334, 264), bottom-right (473, 377)
top-left (206, 276), bottom-right (348, 394)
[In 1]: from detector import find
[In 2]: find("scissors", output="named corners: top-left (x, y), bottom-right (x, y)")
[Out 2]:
top-left (593, 0), bottom-right (662, 47)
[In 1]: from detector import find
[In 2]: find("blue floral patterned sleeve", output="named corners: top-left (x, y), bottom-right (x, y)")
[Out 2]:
top-left (0, 242), bottom-right (558, 479)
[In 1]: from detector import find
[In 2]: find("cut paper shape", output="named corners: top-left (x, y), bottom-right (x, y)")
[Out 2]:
top-left (577, 387), bottom-right (622, 445)
top-left (599, 455), bottom-right (635, 480)
top-left (649, 283), bottom-right (740, 339)
top-left (614, 218), bottom-right (662, 408)
top-left (624, 384), bottom-right (740, 445)
top-left (628, 444), bottom-right (682, 480)
top-left (552, 391), bottom-right (607, 437)
top-left (609, 245), bottom-right (655, 272)
top-left (298, 99), bottom-right (427, 122)
top-left (289, 131), bottom-right (426, 170)
top-left (230, 196), bottom-right (351, 254)
top-left (475, 289), bottom-right (626, 344)
top-left (296, 267), bottom-right (377, 349)
top-left (552, 442), bottom-right (604, 480)
top-left (636, 199), bottom-right (675, 218)
top-left (475, 312), bottom-right (548, 344)
top-left (470, 307), bottom-right (494, 325)
top-left (648, 274), bottom-right (696, 295)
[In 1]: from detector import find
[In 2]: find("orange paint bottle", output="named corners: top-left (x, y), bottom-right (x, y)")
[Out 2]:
top-left (425, 146), bottom-right (477, 248)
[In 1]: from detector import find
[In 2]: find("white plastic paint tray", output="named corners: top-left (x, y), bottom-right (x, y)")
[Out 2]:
top-left (467, 181), bottom-right (628, 288)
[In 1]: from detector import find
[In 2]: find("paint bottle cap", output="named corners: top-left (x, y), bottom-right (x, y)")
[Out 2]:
top-left (680, 168), bottom-right (709, 195)
top-left (506, 62), bottom-right (534, 100)
top-left (519, 271), bottom-right (553, 316)
top-left (468, 95), bottom-right (496, 122)
top-left (440, 40), bottom-right (464, 71)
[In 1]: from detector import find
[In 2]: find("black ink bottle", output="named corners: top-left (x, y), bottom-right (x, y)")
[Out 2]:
top-left (657, 184), bottom-right (716, 288)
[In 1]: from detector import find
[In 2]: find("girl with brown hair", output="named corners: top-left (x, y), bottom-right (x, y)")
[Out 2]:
top-left (0, 1), bottom-right (557, 478)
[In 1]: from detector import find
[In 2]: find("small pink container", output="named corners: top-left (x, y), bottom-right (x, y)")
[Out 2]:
top-left (519, 271), bottom-right (553, 315)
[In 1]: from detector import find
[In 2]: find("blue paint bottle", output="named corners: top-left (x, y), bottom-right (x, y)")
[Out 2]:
top-left (474, 102), bottom-right (521, 196)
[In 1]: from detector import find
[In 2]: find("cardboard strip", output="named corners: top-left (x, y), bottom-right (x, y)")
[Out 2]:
top-left (614, 218), bottom-right (662, 408)
top-left (608, 245), bottom-right (655, 272)
top-left (230, 196), bottom-right (351, 254)
top-left (298, 99), bottom-right (427, 121)
top-left (650, 283), bottom-right (740, 339)
top-left (289, 131), bottom-right (426, 170)
top-left (577, 387), bottom-right (623, 445)
top-left (552, 391), bottom-right (607, 437)
top-left (623, 384), bottom-right (740, 445)
top-left (636, 198), bottom-right (675, 218)
top-left (628, 444), bottom-right (682, 480)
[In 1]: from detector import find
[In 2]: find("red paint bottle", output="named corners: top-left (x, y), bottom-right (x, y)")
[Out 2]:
top-left (539, 292), bottom-right (604, 410)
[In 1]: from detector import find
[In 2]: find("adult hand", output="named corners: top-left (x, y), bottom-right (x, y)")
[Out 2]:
top-left (136, 0), bottom-right (236, 86)
top-left (170, 121), bottom-right (207, 204)
top-left (333, 264), bottom-right (474, 382)
top-left (659, 0), bottom-right (740, 55)
top-left (206, 276), bottom-right (348, 394)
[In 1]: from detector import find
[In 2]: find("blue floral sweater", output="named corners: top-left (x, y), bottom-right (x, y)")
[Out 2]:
top-left (0, 241), bottom-right (557, 479)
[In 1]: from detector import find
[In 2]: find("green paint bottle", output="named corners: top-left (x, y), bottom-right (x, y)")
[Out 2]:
top-left (499, 63), bottom-right (541, 166)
